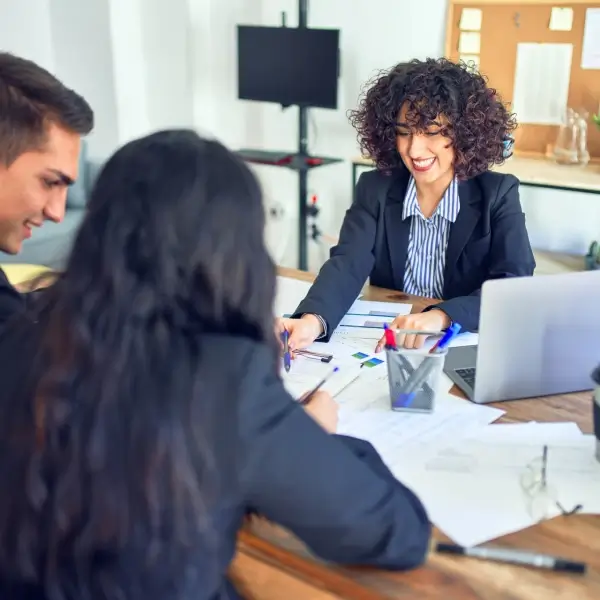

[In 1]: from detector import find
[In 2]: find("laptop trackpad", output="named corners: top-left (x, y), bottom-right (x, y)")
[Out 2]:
top-left (444, 345), bottom-right (478, 371)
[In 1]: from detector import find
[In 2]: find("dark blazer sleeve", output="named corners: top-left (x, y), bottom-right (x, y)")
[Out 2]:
top-left (238, 345), bottom-right (431, 570)
top-left (292, 173), bottom-right (380, 340)
top-left (428, 175), bottom-right (535, 332)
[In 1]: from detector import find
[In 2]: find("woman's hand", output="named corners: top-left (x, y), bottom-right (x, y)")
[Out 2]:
top-left (303, 390), bottom-right (338, 433)
top-left (375, 309), bottom-right (450, 352)
top-left (277, 314), bottom-right (323, 353)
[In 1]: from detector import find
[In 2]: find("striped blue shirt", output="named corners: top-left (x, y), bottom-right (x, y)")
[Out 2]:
top-left (402, 177), bottom-right (460, 298)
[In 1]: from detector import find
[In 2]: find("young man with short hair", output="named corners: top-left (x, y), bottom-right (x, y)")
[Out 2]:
top-left (0, 52), bottom-right (94, 327)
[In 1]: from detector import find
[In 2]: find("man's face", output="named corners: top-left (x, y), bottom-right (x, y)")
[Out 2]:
top-left (0, 122), bottom-right (81, 254)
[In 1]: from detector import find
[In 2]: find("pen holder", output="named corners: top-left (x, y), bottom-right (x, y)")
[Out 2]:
top-left (386, 347), bottom-right (448, 413)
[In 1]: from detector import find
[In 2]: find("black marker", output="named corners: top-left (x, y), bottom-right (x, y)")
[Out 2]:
top-left (435, 542), bottom-right (586, 574)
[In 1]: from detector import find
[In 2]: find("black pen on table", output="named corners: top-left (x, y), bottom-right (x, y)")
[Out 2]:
top-left (434, 542), bottom-right (586, 574)
top-left (298, 367), bottom-right (339, 406)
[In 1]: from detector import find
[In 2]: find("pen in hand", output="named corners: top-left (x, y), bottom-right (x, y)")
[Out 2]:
top-left (298, 367), bottom-right (339, 405)
top-left (282, 327), bottom-right (291, 373)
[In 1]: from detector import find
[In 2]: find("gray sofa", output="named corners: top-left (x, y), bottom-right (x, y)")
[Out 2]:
top-left (0, 141), bottom-right (101, 268)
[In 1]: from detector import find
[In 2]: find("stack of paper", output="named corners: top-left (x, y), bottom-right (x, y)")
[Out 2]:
top-left (336, 370), bottom-right (505, 456)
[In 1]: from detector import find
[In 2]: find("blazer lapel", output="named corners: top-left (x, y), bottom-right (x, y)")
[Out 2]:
top-left (444, 179), bottom-right (481, 286)
top-left (384, 170), bottom-right (411, 290)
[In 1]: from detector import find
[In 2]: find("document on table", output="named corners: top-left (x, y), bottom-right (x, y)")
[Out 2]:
top-left (348, 299), bottom-right (411, 318)
top-left (391, 423), bottom-right (600, 547)
top-left (274, 276), bottom-right (312, 317)
top-left (335, 371), bottom-right (504, 456)
top-left (275, 275), bottom-right (367, 317)
top-left (331, 326), bottom-right (479, 348)
top-left (339, 314), bottom-right (394, 329)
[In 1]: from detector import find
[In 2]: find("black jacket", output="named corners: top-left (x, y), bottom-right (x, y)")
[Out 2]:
top-left (0, 310), bottom-right (430, 599)
top-left (295, 167), bottom-right (536, 334)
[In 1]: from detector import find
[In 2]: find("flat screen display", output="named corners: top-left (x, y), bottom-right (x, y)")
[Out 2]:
top-left (237, 25), bottom-right (339, 109)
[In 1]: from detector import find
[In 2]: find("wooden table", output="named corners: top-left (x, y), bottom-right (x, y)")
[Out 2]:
top-left (351, 155), bottom-right (600, 205)
top-left (229, 267), bottom-right (599, 600)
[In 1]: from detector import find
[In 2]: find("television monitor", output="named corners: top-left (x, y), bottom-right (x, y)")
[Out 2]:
top-left (237, 25), bottom-right (339, 109)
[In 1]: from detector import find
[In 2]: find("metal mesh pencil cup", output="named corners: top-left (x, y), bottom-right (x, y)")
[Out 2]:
top-left (385, 347), bottom-right (448, 413)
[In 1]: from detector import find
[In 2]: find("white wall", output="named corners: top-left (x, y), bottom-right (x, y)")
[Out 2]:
top-left (1, 0), bottom-right (599, 264)
top-left (194, 0), bottom-right (449, 268)
top-left (50, 0), bottom-right (120, 159)
top-left (1, 0), bottom-right (194, 159)
top-left (192, 0), bottom-right (600, 269)
top-left (0, 0), bottom-right (54, 70)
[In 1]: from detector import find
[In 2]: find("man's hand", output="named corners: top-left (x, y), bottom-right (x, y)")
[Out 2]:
top-left (375, 309), bottom-right (450, 352)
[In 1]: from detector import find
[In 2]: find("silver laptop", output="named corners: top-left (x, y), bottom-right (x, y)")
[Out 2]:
top-left (444, 270), bottom-right (600, 404)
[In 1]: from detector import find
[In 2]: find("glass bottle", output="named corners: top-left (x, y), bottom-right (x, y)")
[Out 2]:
top-left (576, 110), bottom-right (590, 167)
top-left (553, 108), bottom-right (579, 165)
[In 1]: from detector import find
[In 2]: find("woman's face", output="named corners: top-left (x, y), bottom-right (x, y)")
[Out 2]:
top-left (395, 103), bottom-right (455, 186)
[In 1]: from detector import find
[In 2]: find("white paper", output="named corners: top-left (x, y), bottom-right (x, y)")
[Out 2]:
top-left (281, 360), bottom-right (364, 399)
top-left (339, 313), bottom-right (393, 329)
top-left (512, 43), bottom-right (573, 125)
top-left (348, 299), bottom-right (411, 318)
top-left (336, 371), bottom-right (505, 456)
top-left (393, 425), bottom-right (600, 547)
top-left (459, 8), bottom-right (482, 31)
top-left (458, 32), bottom-right (480, 54)
top-left (281, 335), bottom-right (389, 398)
top-left (581, 8), bottom-right (600, 69)
top-left (549, 7), bottom-right (573, 31)
top-left (274, 276), bottom-right (312, 317)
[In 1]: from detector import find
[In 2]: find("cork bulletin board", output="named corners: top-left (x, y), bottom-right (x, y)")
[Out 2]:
top-left (445, 0), bottom-right (600, 160)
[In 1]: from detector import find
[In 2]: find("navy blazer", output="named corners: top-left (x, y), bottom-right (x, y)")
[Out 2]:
top-left (0, 315), bottom-right (430, 599)
top-left (295, 167), bottom-right (535, 334)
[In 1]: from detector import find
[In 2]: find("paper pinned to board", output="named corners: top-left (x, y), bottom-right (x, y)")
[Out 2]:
top-left (458, 32), bottom-right (481, 54)
top-left (581, 8), bottom-right (600, 69)
top-left (549, 7), bottom-right (573, 31)
top-left (459, 8), bottom-right (482, 31)
top-left (511, 43), bottom-right (573, 125)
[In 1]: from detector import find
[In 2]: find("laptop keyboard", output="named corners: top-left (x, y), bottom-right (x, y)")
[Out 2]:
top-left (455, 367), bottom-right (476, 388)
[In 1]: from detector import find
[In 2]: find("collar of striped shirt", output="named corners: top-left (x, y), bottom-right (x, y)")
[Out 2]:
top-left (401, 176), bottom-right (460, 222)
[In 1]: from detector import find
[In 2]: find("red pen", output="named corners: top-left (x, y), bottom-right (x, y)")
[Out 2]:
top-left (383, 324), bottom-right (397, 350)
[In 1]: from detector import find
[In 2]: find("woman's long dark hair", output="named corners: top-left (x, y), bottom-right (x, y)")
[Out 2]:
top-left (0, 130), bottom-right (276, 597)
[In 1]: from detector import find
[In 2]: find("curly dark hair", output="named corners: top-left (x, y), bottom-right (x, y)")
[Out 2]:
top-left (348, 58), bottom-right (517, 180)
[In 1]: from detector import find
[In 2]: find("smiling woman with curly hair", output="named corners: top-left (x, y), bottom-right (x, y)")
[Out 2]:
top-left (282, 58), bottom-right (535, 351)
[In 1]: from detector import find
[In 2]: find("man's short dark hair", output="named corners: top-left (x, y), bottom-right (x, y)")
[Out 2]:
top-left (0, 52), bottom-right (94, 166)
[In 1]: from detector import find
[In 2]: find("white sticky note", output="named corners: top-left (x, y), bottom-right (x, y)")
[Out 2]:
top-left (458, 32), bottom-right (481, 54)
top-left (459, 8), bottom-right (482, 31)
top-left (549, 7), bottom-right (573, 31)
top-left (460, 54), bottom-right (480, 71)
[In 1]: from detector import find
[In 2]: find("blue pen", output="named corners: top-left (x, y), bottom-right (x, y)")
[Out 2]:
top-left (396, 323), bottom-right (462, 407)
top-left (429, 323), bottom-right (462, 354)
top-left (282, 327), bottom-right (291, 372)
